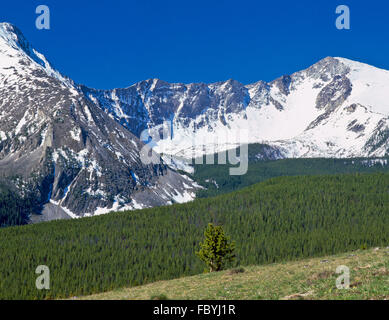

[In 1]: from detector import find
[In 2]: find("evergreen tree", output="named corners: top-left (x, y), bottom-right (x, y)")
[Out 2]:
top-left (196, 223), bottom-right (236, 272)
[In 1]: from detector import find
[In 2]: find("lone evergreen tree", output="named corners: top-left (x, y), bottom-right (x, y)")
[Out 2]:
top-left (196, 223), bottom-right (236, 272)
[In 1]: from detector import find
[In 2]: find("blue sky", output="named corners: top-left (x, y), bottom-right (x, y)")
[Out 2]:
top-left (2, 0), bottom-right (389, 89)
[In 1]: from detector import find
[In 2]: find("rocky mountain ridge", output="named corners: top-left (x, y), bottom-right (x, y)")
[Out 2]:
top-left (83, 57), bottom-right (389, 160)
top-left (0, 22), bottom-right (198, 221)
top-left (2, 21), bottom-right (389, 221)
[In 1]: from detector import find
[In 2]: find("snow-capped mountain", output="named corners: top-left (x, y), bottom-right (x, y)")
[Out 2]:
top-left (2, 22), bottom-right (389, 221)
top-left (0, 23), bottom-right (198, 221)
top-left (83, 57), bottom-right (389, 160)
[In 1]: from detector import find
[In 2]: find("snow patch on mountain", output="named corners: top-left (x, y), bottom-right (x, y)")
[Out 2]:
top-left (84, 57), bottom-right (389, 160)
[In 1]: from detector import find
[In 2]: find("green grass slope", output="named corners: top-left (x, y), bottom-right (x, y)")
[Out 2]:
top-left (1, 173), bottom-right (389, 299)
top-left (79, 247), bottom-right (389, 300)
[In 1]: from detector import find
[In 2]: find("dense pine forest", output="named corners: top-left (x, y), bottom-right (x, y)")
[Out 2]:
top-left (193, 148), bottom-right (389, 197)
top-left (0, 182), bottom-right (32, 227)
top-left (1, 153), bottom-right (388, 228)
top-left (0, 172), bottom-right (388, 299)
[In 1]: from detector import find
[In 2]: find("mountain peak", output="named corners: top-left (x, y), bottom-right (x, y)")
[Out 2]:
top-left (0, 22), bottom-right (33, 55)
top-left (311, 56), bottom-right (388, 74)
top-left (0, 22), bottom-right (73, 87)
top-left (0, 22), bottom-right (19, 32)
top-left (0, 22), bottom-right (17, 31)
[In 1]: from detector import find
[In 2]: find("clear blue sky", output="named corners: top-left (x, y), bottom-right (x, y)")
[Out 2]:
top-left (2, 0), bottom-right (389, 89)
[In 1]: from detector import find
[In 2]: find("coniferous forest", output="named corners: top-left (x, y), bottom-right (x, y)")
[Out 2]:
top-left (0, 172), bottom-right (388, 299)
top-left (193, 147), bottom-right (389, 198)
top-left (2, 155), bottom-right (389, 227)
top-left (0, 182), bottom-right (32, 227)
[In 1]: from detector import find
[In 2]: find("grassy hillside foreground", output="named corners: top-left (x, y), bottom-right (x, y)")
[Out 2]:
top-left (79, 248), bottom-right (389, 300)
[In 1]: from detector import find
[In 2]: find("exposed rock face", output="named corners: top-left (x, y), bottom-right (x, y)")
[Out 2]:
top-left (0, 23), bottom-right (198, 220)
top-left (271, 75), bottom-right (292, 96)
top-left (81, 78), bottom-right (251, 136)
top-left (315, 75), bottom-right (352, 112)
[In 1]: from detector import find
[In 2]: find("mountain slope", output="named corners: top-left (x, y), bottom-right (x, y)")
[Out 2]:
top-left (0, 23), bottom-right (198, 221)
top-left (2, 22), bottom-right (389, 221)
top-left (83, 57), bottom-right (389, 159)
top-left (79, 248), bottom-right (389, 300)
top-left (191, 146), bottom-right (389, 198)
